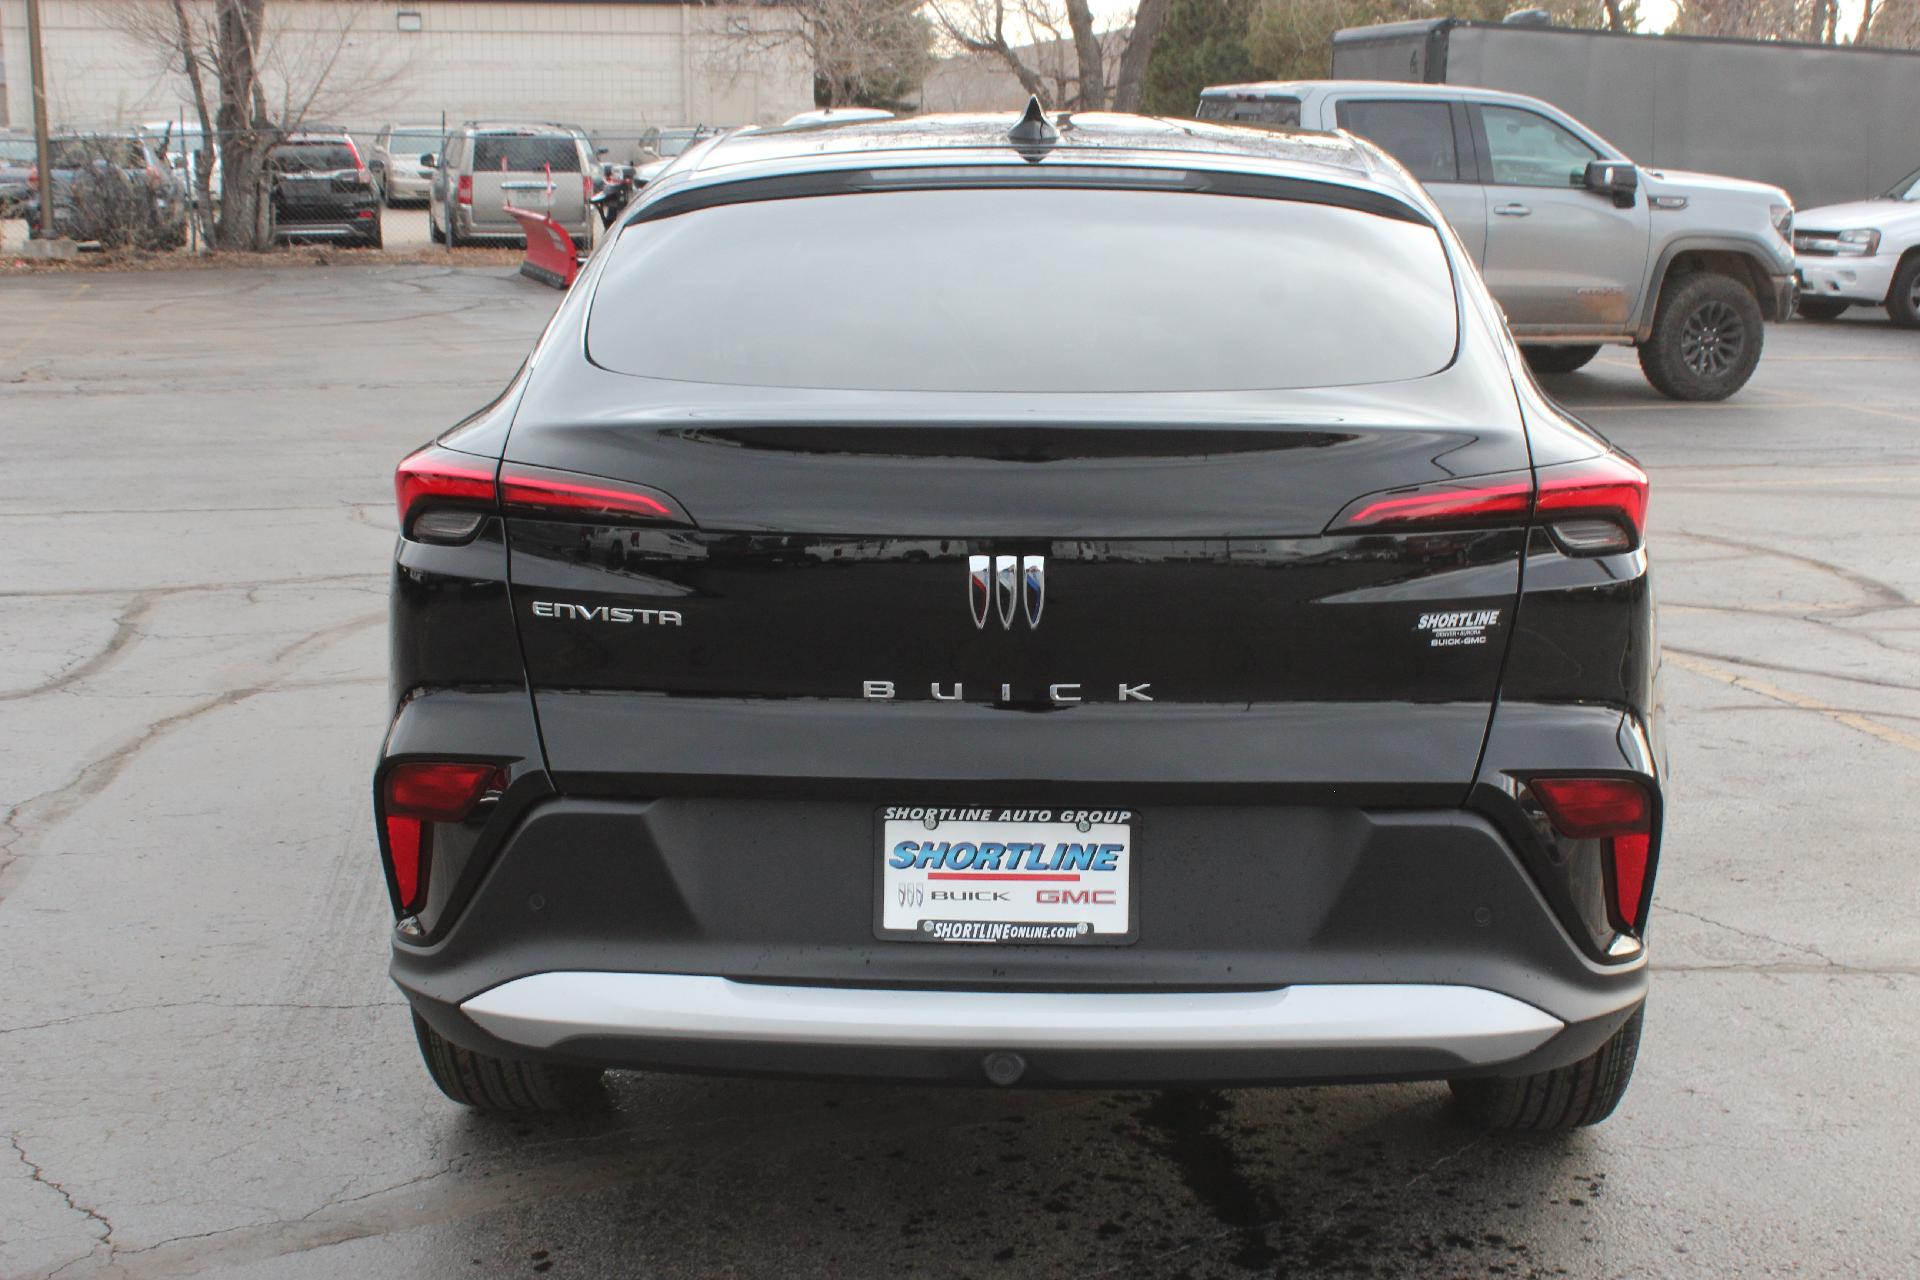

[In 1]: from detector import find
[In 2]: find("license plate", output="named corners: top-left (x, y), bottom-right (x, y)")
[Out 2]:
top-left (875, 806), bottom-right (1136, 945)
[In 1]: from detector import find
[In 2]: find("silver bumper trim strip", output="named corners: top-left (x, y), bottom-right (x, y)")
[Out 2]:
top-left (462, 974), bottom-right (1564, 1065)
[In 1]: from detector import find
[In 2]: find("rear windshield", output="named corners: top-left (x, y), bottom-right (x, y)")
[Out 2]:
top-left (587, 187), bottom-right (1456, 393)
top-left (1196, 96), bottom-right (1302, 128)
top-left (270, 143), bottom-right (357, 172)
top-left (473, 135), bottom-right (580, 173)
top-left (1, 138), bottom-right (36, 162)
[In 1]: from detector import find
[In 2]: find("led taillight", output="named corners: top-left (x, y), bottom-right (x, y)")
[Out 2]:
top-left (499, 462), bottom-right (690, 525)
top-left (1535, 453), bottom-right (1648, 555)
top-left (1329, 476), bottom-right (1532, 532)
top-left (1326, 452), bottom-right (1647, 555)
top-left (394, 443), bottom-right (496, 540)
top-left (456, 174), bottom-right (473, 206)
top-left (379, 761), bottom-right (505, 914)
top-left (1530, 776), bottom-right (1655, 931)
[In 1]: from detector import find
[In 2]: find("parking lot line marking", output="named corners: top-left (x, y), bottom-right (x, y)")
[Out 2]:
top-left (1664, 650), bottom-right (1920, 756)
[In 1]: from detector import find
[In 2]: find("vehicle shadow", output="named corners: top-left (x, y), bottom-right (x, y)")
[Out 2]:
top-left (414, 1074), bottom-right (1606, 1278)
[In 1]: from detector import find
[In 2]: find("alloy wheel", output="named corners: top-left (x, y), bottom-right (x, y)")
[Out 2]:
top-left (1679, 300), bottom-right (1746, 378)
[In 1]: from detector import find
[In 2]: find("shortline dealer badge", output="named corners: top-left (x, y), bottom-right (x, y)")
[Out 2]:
top-left (1417, 608), bottom-right (1502, 648)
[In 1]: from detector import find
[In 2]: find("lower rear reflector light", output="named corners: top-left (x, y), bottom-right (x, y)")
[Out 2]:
top-left (1530, 776), bottom-right (1655, 932)
top-left (380, 762), bottom-right (505, 913)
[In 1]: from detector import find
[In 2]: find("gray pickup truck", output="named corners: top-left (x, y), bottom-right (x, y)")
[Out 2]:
top-left (1199, 81), bottom-right (1796, 401)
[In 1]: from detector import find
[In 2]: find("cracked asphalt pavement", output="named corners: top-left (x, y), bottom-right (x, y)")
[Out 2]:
top-left (2, 267), bottom-right (1916, 1279)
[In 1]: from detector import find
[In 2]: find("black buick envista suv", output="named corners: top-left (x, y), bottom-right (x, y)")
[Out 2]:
top-left (379, 106), bottom-right (1662, 1131)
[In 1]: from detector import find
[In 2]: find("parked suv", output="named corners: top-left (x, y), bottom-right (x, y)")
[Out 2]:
top-left (1793, 162), bottom-right (1920, 327)
top-left (381, 110), bottom-right (1660, 1132)
top-left (369, 123), bottom-right (444, 206)
top-left (1200, 81), bottom-right (1796, 400)
top-left (427, 123), bottom-right (594, 249)
top-left (266, 133), bottom-right (381, 248)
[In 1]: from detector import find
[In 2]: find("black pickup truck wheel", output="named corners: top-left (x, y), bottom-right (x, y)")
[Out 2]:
top-left (1639, 272), bottom-right (1764, 401)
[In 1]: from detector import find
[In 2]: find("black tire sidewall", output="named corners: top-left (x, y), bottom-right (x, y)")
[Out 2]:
top-left (1524, 344), bottom-right (1602, 375)
top-left (1887, 257), bottom-right (1920, 328)
top-left (1796, 298), bottom-right (1849, 321)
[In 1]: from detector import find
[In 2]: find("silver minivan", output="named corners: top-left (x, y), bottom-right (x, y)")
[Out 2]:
top-left (426, 123), bottom-right (594, 248)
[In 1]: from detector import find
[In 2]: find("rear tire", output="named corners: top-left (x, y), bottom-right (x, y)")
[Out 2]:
top-left (429, 208), bottom-right (444, 245)
top-left (1795, 297), bottom-right (1849, 321)
top-left (1522, 344), bottom-right (1601, 375)
top-left (1886, 255), bottom-right (1920, 328)
top-left (412, 1012), bottom-right (606, 1113)
top-left (1638, 272), bottom-right (1764, 401)
top-left (1450, 1006), bottom-right (1643, 1132)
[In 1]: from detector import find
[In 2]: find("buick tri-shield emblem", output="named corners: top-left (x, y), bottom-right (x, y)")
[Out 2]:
top-left (968, 554), bottom-right (1044, 629)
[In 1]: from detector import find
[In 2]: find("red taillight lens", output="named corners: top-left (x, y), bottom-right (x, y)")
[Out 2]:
top-left (26, 165), bottom-right (37, 190)
top-left (394, 443), bottom-right (496, 538)
top-left (499, 462), bottom-right (690, 525)
top-left (1326, 452), bottom-right (1646, 555)
top-left (1536, 453), bottom-right (1648, 555)
top-left (581, 173), bottom-right (593, 202)
top-left (380, 762), bottom-right (505, 913)
top-left (1529, 777), bottom-right (1649, 838)
top-left (1531, 776), bottom-right (1655, 930)
top-left (456, 174), bottom-right (473, 205)
top-left (387, 761), bottom-right (501, 820)
top-left (1329, 475), bottom-right (1533, 532)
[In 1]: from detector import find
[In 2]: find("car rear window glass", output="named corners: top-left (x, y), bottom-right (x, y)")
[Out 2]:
top-left (472, 135), bottom-right (580, 173)
top-left (1197, 97), bottom-right (1302, 127)
top-left (588, 187), bottom-right (1456, 393)
top-left (270, 143), bottom-right (357, 172)
top-left (1, 138), bottom-right (36, 162)
top-left (1336, 100), bottom-right (1459, 183)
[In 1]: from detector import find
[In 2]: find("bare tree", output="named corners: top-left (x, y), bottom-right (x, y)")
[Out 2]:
top-left (927, 0), bottom-right (1055, 102)
top-left (1112, 0), bottom-right (1173, 110)
top-left (91, 0), bottom-right (405, 249)
top-left (926, 0), bottom-right (1171, 111)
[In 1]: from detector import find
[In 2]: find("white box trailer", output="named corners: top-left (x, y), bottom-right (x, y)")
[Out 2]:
top-left (1331, 19), bottom-right (1920, 210)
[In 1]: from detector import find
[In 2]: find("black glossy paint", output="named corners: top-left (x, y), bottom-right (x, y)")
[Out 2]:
top-left (379, 113), bottom-right (1662, 1084)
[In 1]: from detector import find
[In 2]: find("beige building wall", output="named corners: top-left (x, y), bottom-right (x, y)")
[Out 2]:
top-left (0, 0), bottom-right (812, 134)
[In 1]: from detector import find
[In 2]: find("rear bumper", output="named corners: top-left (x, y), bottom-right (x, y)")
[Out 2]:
top-left (386, 171), bottom-right (433, 199)
top-left (275, 208), bottom-right (378, 239)
top-left (390, 789), bottom-right (1649, 1086)
top-left (419, 972), bottom-right (1641, 1089)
